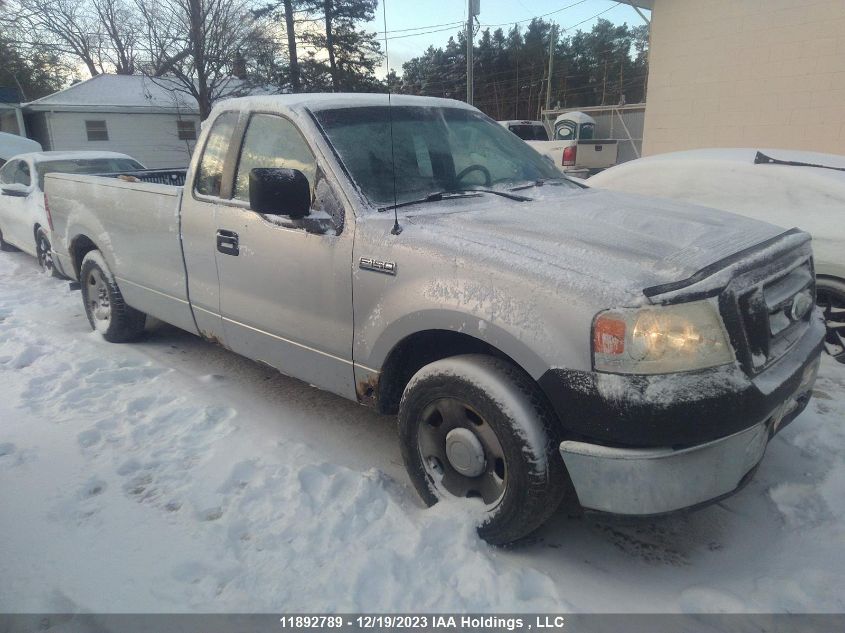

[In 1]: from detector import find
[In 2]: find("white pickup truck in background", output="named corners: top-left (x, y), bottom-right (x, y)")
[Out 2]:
top-left (499, 112), bottom-right (618, 177)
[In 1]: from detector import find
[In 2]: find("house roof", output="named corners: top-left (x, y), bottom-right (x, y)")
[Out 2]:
top-left (22, 74), bottom-right (271, 114)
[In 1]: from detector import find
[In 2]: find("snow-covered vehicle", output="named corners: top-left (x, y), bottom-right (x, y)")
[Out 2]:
top-left (0, 132), bottom-right (41, 167)
top-left (0, 151), bottom-right (144, 273)
top-left (499, 113), bottom-right (618, 177)
top-left (44, 95), bottom-right (825, 544)
top-left (589, 148), bottom-right (845, 363)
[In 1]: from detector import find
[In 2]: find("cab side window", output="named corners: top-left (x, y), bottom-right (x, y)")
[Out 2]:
top-left (233, 114), bottom-right (317, 203)
top-left (195, 112), bottom-right (238, 197)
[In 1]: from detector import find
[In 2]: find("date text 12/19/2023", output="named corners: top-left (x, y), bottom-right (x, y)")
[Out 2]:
top-left (278, 615), bottom-right (567, 630)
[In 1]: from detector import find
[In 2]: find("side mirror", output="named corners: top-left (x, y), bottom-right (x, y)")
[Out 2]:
top-left (1, 184), bottom-right (29, 197)
top-left (249, 168), bottom-right (310, 219)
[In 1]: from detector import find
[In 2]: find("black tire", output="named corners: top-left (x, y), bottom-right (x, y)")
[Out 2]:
top-left (80, 250), bottom-right (146, 343)
top-left (0, 227), bottom-right (18, 252)
top-left (35, 227), bottom-right (60, 277)
top-left (398, 354), bottom-right (570, 545)
top-left (817, 277), bottom-right (845, 363)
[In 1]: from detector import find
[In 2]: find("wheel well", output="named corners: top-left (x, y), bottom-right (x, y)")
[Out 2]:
top-left (816, 274), bottom-right (845, 287)
top-left (33, 223), bottom-right (41, 243)
top-left (70, 235), bottom-right (98, 279)
top-left (376, 330), bottom-right (527, 415)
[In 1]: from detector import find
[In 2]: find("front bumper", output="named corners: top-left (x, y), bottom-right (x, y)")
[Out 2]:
top-left (547, 315), bottom-right (825, 516)
top-left (558, 352), bottom-right (820, 515)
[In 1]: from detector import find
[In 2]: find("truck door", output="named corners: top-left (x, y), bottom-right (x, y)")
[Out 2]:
top-left (179, 111), bottom-right (240, 342)
top-left (212, 113), bottom-right (356, 400)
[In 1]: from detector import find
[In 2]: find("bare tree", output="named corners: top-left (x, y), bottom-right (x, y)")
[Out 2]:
top-left (22, 0), bottom-right (106, 76)
top-left (92, 0), bottom-right (141, 74)
top-left (15, 0), bottom-right (140, 76)
top-left (133, 0), bottom-right (191, 76)
top-left (135, 0), bottom-right (266, 118)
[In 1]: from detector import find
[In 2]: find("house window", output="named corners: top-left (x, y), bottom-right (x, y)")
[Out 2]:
top-left (85, 120), bottom-right (109, 141)
top-left (177, 120), bottom-right (197, 141)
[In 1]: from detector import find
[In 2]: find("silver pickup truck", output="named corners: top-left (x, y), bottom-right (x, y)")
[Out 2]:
top-left (45, 94), bottom-right (825, 545)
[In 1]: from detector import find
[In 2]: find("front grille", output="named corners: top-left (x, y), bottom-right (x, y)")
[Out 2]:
top-left (720, 247), bottom-right (815, 376)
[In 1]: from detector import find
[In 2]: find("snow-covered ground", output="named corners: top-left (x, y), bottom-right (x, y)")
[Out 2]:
top-left (1, 250), bottom-right (844, 613)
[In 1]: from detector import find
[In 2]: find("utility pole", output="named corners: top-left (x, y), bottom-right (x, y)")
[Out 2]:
top-left (545, 23), bottom-right (556, 112)
top-left (467, 0), bottom-right (479, 105)
top-left (601, 58), bottom-right (608, 105)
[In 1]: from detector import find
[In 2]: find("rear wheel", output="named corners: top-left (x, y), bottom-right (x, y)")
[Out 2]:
top-left (398, 354), bottom-right (569, 545)
top-left (80, 250), bottom-right (146, 343)
top-left (35, 227), bottom-right (59, 277)
top-left (817, 278), bottom-right (845, 363)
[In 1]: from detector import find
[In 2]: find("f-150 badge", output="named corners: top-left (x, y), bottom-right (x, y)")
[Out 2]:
top-left (359, 257), bottom-right (397, 275)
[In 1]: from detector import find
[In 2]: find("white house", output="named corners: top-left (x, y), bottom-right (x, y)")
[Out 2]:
top-left (22, 74), bottom-right (268, 168)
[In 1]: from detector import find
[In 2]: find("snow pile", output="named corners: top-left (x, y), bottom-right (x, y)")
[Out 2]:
top-left (1, 251), bottom-right (845, 613)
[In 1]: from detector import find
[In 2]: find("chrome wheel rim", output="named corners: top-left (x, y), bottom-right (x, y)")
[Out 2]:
top-left (37, 235), bottom-right (53, 273)
top-left (87, 268), bottom-right (111, 323)
top-left (417, 398), bottom-right (507, 506)
top-left (817, 286), bottom-right (845, 362)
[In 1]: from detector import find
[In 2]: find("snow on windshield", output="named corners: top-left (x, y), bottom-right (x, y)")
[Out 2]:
top-left (315, 106), bottom-right (568, 208)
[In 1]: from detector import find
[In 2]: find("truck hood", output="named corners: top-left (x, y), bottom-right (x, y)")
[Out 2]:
top-left (403, 187), bottom-right (788, 304)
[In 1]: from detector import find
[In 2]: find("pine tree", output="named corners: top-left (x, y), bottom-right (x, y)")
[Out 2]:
top-left (303, 0), bottom-right (382, 91)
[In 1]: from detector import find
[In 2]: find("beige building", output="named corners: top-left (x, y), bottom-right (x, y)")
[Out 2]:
top-left (624, 0), bottom-right (845, 156)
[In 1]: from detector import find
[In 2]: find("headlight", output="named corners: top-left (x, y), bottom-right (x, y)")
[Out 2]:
top-left (592, 300), bottom-right (734, 374)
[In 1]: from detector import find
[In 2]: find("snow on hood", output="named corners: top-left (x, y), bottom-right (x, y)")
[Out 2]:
top-left (404, 187), bottom-right (788, 303)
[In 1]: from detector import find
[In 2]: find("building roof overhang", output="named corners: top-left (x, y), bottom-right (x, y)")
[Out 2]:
top-left (619, 0), bottom-right (654, 9)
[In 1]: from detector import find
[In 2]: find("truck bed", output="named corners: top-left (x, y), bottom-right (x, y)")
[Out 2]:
top-left (46, 172), bottom-right (198, 335)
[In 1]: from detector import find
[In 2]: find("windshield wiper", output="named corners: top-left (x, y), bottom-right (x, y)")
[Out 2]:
top-left (378, 188), bottom-right (530, 212)
top-left (508, 177), bottom-right (577, 192)
top-left (378, 191), bottom-right (480, 212)
top-left (754, 151), bottom-right (845, 173)
top-left (456, 188), bottom-right (533, 201)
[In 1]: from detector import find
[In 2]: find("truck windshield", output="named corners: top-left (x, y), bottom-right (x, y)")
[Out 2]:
top-left (314, 106), bottom-right (568, 209)
top-left (37, 158), bottom-right (144, 189)
top-left (508, 124), bottom-right (550, 141)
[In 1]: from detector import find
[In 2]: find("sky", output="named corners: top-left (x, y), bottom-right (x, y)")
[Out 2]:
top-left (376, 0), bottom-right (649, 76)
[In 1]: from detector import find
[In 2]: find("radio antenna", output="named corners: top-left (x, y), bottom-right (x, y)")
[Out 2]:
top-left (383, 0), bottom-right (402, 235)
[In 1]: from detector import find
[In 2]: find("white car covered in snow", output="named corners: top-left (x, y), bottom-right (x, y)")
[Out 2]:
top-left (0, 151), bottom-right (144, 273)
top-left (589, 148), bottom-right (845, 362)
top-left (0, 132), bottom-right (41, 166)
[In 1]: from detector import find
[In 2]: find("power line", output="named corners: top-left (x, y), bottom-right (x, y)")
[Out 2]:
top-left (479, 0), bottom-right (590, 28)
top-left (385, 24), bottom-right (466, 41)
top-left (377, 20), bottom-right (465, 35)
top-left (558, 2), bottom-right (621, 34)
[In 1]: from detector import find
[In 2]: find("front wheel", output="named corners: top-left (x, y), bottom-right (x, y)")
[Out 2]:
top-left (817, 278), bottom-right (845, 363)
top-left (398, 354), bottom-right (570, 545)
top-left (80, 250), bottom-right (146, 343)
top-left (35, 227), bottom-right (60, 277)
